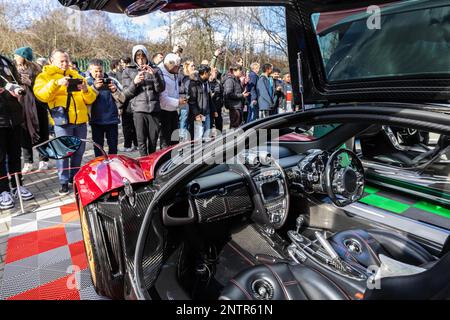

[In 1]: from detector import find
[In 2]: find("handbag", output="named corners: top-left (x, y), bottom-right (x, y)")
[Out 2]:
top-left (49, 92), bottom-right (72, 126)
top-left (49, 106), bottom-right (69, 126)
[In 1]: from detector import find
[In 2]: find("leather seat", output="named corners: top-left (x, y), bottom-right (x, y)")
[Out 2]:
top-left (329, 229), bottom-right (436, 269)
top-left (219, 263), bottom-right (353, 300)
top-left (220, 252), bottom-right (450, 300)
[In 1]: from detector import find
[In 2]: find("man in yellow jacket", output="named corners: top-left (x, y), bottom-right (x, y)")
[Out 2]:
top-left (34, 49), bottom-right (97, 195)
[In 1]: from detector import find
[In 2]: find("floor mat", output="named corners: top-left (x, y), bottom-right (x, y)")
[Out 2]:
top-left (0, 203), bottom-right (107, 300)
top-left (359, 185), bottom-right (450, 230)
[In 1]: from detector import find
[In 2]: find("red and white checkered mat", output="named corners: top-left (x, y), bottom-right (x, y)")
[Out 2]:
top-left (0, 203), bottom-right (107, 300)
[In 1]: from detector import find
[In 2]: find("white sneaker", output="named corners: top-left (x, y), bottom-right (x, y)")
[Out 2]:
top-left (0, 191), bottom-right (15, 210)
top-left (38, 161), bottom-right (49, 171)
top-left (12, 186), bottom-right (34, 201)
top-left (22, 163), bottom-right (34, 174)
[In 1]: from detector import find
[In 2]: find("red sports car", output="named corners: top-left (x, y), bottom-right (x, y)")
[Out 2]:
top-left (36, 0), bottom-right (450, 300)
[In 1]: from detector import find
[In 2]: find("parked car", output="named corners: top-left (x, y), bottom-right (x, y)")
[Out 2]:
top-left (47, 0), bottom-right (450, 300)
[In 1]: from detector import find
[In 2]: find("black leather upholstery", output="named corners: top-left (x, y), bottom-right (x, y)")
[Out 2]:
top-left (220, 252), bottom-right (450, 300)
top-left (219, 264), bottom-right (351, 300)
top-left (330, 229), bottom-right (435, 268)
top-left (364, 252), bottom-right (450, 300)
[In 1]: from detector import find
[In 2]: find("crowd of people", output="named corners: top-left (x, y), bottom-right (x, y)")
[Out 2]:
top-left (0, 44), bottom-right (293, 210)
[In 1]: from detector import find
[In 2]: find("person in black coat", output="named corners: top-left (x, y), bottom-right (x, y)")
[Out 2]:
top-left (121, 45), bottom-right (165, 156)
top-left (188, 65), bottom-right (218, 140)
top-left (209, 68), bottom-right (223, 132)
top-left (0, 55), bottom-right (31, 210)
top-left (223, 65), bottom-right (250, 129)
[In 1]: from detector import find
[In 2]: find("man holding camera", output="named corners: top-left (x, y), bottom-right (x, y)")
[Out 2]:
top-left (122, 45), bottom-right (165, 156)
top-left (33, 49), bottom-right (97, 195)
top-left (0, 54), bottom-right (29, 210)
top-left (86, 59), bottom-right (125, 157)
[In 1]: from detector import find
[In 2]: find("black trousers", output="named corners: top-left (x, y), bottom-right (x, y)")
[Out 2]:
top-left (0, 125), bottom-right (23, 193)
top-left (36, 102), bottom-right (49, 162)
top-left (160, 110), bottom-right (179, 149)
top-left (133, 112), bottom-right (160, 156)
top-left (214, 107), bottom-right (223, 132)
top-left (229, 108), bottom-right (242, 129)
top-left (122, 111), bottom-right (138, 149)
top-left (91, 124), bottom-right (119, 158)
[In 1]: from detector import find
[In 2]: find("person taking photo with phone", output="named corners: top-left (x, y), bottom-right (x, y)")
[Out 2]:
top-left (86, 59), bottom-right (126, 158)
top-left (121, 45), bottom-right (165, 156)
top-left (33, 49), bottom-right (97, 196)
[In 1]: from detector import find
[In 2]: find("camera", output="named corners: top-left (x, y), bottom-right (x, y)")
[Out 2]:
top-left (4, 82), bottom-right (25, 96)
top-left (0, 75), bottom-right (25, 96)
top-left (67, 78), bottom-right (83, 92)
top-left (99, 78), bottom-right (112, 90)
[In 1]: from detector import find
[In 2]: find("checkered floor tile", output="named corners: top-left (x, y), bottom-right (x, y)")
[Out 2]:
top-left (0, 203), bottom-right (107, 300)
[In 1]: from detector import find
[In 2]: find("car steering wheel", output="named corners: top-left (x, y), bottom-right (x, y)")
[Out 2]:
top-left (324, 149), bottom-right (365, 207)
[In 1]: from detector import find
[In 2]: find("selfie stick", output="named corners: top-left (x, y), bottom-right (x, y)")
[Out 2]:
top-left (297, 52), bottom-right (305, 112)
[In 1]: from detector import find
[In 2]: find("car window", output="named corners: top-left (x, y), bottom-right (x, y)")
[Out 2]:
top-left (311, 0), bottom-right (450, 82)
top-left (279, 124), bottom-right (341, 142)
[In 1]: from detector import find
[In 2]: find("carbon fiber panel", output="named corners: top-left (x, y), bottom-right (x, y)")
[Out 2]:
top-left (194, 184), bottom-right (253, 223)
top-left (231, 225), bottom-right (284, 259)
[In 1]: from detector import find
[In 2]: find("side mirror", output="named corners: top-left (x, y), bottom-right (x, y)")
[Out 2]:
top-left (34, 136), bottom-right (82, 160)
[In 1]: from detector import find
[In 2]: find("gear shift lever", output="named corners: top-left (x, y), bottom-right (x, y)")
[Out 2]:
top-left (296, 216), bottom-right (305, 233)
top-left (288, 216), bottom-right (305, 245)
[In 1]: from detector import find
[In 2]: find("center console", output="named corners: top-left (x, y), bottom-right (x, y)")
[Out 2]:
top-left (252, 168), bottom-right (288, 228)
top-left (287, 217), bottom-right (368, 281)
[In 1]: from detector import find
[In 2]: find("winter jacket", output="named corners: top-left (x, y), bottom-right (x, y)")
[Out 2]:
top-left (158, 62), bottom-right (180, 112)
top-left (16, 61), bottom-right (41, 143)
top-left (33, 65), bottom-right (97, 125)
top-left (223, 74), bottom-right (246, 110)
top-left (246, 70), bottom-right (259, 106)
top-left (188, 74), bottom-right (216, 119)
top-left (256, 75), bottom-right (275, 111)
top-left (108, 70), bottom-right (122, 85)
top-left (209, 79), bottom-right (223, 113)
top-left (121, 45), bottom-right (165, 114)
top-left (0, 55), bottom-right (23, 128)
top-left (86, 73), bottom-right (125, 125)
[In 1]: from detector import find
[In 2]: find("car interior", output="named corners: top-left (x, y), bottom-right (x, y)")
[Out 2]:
top-left (141, 120), bottom-right (450, 301)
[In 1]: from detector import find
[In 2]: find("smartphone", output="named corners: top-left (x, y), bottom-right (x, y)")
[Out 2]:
top-left (67, 78), bottom-right (83, 92)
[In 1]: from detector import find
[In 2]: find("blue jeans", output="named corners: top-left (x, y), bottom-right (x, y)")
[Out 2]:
top-left (193, 115), bottom-right (211, 141)
top-left (179, 106), bottom-right (189, 141)
top-left (246, 103), bottom-right (258, 123)
top-left (54, 123), bottom-right (87, 185)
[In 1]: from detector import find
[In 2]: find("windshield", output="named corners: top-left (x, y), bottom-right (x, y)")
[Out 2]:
top-left (311, 0), bottom-right (450, 82)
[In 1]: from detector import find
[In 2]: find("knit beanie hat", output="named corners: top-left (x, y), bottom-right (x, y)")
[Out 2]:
top-left (14, 47), bottom-right (33, 61)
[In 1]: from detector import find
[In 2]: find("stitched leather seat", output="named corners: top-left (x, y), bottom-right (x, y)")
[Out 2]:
top-left (219, 263), bottom-right (352, 300)
top-left (329, 229), bottom-right (436, 268)
top-left (220, 252), bottom-right (450, 300)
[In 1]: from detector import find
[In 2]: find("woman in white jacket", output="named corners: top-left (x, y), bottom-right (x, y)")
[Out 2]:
top-left (158, 53), bottom-right (186, 148)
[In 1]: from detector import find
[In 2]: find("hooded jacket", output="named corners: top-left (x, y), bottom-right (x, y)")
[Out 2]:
top-left (158, 62), bottom-right (180, 112)
top-left (33, 65), bottom-right (97, 125)
top-left (0, 55), bottom-right (23, 128)
top-left (223, 73), bottom-right (245, 110)
top-left (121, 45), bottom-right (165, 114)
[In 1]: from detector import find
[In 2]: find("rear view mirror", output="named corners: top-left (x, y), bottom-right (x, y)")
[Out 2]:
top-left (35, 136), bottom-right (82, 160)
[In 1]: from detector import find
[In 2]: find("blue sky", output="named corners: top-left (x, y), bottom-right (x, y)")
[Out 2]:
top-left (2, 0), bottom-right (168, 41)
